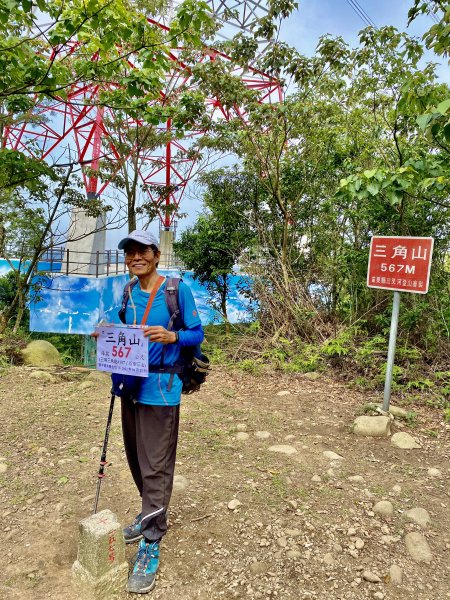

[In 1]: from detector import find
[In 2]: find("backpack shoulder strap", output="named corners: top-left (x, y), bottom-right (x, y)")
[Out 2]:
top-left (164, 277), bottom-right (184, 331)
top-left (118, 277), bottom-right (139, 324)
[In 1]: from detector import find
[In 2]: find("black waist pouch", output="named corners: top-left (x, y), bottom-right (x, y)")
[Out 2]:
top-left (111, 373), bottom-right (143, 401)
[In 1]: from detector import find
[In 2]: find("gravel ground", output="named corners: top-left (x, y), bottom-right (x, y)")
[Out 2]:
top-left (0, 365), bottom-right (449, 600)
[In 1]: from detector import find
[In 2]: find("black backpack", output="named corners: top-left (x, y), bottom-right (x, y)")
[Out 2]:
top-left (118, 277), bottom-right (210, 394)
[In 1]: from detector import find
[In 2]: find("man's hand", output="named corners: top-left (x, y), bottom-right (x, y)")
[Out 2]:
top-left (143, 326), bottom-right (176, 344)
top-left (91, 321), bottom-right (108, 338)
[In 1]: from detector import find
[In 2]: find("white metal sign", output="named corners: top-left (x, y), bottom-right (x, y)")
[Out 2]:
top-left (95, 325), bottom-right (148, 377)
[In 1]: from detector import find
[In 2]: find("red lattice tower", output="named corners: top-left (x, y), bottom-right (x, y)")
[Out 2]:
top-left (3, 17), bottom-right (282, 230)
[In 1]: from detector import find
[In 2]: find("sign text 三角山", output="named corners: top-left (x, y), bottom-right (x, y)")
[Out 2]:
top-left (367, 236), bottom-right (434, 294)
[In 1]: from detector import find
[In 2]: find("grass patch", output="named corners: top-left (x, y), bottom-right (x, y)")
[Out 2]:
top-left (271, 473), bottom-right (289, 498)
top-left (422, 428), bottom-right (439, 438)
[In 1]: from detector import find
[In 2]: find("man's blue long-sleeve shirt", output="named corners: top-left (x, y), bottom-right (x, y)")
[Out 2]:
top-left (124, 278), bottom-right (204, 405)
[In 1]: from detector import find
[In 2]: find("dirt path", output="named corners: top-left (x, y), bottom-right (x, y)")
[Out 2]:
top-left (0, 366), bottom-right (449, 600)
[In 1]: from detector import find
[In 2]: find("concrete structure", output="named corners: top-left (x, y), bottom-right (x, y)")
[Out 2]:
top-left (65, 206), bottom-right (106, 276)
top-left (72, 509), bottom-right (128, 600)
top-left (159, 228), bottom-right (177, 268)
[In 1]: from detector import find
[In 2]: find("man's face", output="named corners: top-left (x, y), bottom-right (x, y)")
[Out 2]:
top-left (124, 242), bottom-right (159, 277)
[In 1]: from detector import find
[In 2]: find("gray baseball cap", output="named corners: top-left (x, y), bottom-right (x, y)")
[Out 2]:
top-left (118, 230), bottom-right (160, 250)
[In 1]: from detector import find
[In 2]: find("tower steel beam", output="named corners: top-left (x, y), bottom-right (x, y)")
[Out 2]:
top-left (3, 1), bottom-right (281, 241)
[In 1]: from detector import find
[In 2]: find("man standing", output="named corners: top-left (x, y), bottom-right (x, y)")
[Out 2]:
top-left (116, 230), bottom-right (204, 594)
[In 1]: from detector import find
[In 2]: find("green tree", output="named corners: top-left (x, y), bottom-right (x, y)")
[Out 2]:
top-left (192, 7), bottom-right (449, 346)
top-left (325, 25), bottom-right (449, 343)
top-left (174, 168), bottom-right (255, 324)
top-left (0, 0), bottom-right (214, 112)
top-left (0, 0), bottom-right (216, 331)
top-left (0, 164), bottom-right (83, 332)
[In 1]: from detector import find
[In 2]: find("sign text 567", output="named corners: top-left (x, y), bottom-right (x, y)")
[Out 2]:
top-left (111, 345), bottom-right (132, 358)
top-left (380, 263), bottom-right (416, 274)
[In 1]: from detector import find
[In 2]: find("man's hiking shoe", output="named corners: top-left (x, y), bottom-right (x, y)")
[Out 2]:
top-left (123, 513), bottom-right (143, 544)
top-left (126, 538), bottom-right (160, 594)
top-left (129, 548), bottom-right (139, 568)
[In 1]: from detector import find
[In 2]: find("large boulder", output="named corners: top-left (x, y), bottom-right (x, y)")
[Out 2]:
top-left (21, 340), bottom-right (62, 367)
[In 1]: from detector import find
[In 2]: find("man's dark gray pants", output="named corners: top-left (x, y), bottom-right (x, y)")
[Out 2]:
top-left (121, 399), bottom-right (180, 542)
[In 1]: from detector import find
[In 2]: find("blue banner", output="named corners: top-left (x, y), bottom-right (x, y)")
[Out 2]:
top-left (27, 269), bottom-right (252, 334)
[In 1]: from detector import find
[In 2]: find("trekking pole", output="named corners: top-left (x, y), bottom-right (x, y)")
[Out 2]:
top-left (93, 391), bottom-right (116, 515)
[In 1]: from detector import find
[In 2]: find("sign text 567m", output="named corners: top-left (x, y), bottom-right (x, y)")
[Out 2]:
top-left (367, 236), bottom-right (434, 294)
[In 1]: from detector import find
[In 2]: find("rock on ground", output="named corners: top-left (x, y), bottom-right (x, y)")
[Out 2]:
top-left (21, 340), bottom-right (62, 367)
top-left (323, 553), bottom-right (335, 566)
top-left (388, 564), bottom-right (403, 585)
top-left (29, 370), bottom-right (57, 383)
top-left (385, 405), bottom-right (410, 418)
top-left (362, 570), bottom-right (381, 583)
top-left (323, 451), bottom-right (343, 460)
top-left (427, 467), bottom-right (442, 478)
top-left (254, 431), bottom-right (271, 439)
top-left (228, 499), bottom-right (242, 510)
top-left (391, 432), bottom-right (421, 449)
top-left (404, 532), bottom-right (433, 563)
top-left (353, 415), bottom-right (391, 437)
top-left (236, 432), bottom-right (249, 441)
top-left (172, 475), bottom-right (188, 494)
top-left (267, 445), bottom-right (297, 455)
top-left (404, 507), bottom-right (431, 528)
top-left (373, 501), bottom-right (394, 518)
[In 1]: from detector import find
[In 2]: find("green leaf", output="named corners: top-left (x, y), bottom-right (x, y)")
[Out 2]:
top-left (366, 182), bottom-right (380, 196)
top-left (416, 113), bottom-right (432, 130)
top-left (387, 190), bottom-right (402, 206)
top-left (436, 98), bottom-right (450, 115)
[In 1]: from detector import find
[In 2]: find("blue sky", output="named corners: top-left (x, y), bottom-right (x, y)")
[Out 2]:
top-left (281, 0), bottom-right (447, 77)
top-left (282, 0), bottom-right (426, 54)
top-left (107, 0), bottom-right (447, 248)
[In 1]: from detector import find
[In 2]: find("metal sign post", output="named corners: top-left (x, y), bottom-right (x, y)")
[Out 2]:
top-left (367, 236), bottom-right (434, 412)
top-left (383, 291), bottom-right (401, 411)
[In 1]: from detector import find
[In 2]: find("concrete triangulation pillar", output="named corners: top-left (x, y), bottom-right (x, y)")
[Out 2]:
top-left (65, 201), bottom-right (106, 276)
top-left (72, 509), bottom-right (128, 600)
top-left (159, 228), bottom-right (175, 268)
